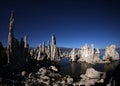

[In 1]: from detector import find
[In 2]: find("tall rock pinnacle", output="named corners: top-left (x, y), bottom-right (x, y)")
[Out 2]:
top-left (7, 11), bottom-right (14, 63)
top-left (24, 35), bottom-right (28, 48)
top-left (51, 34), bottom-right (60, 60)
top-left (52, 34), bottom-right (56, 45)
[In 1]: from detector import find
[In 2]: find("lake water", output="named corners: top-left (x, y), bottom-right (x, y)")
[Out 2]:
top-left (59, 57), bottom-right (119, 80)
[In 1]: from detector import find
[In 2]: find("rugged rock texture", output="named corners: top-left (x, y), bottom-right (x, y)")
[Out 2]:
top-left (76, 68), bottom-right (106, 86)
top-left (47, 40), bottom-right (51, 59)
top-left (7, 11), bottom-right (14, 64)
top-left (42, 41), bottom-right (45, 53)
top-left (51, 34), bottom-right (60, 61)
top-left (32, 34), bottom-right (61, 61)
top-left (23, 66), bottom-right (62, 86)
top-left (78, 44), bottom-right (102, 64)
top-left (103, 45), bottom-right (119, 61)
top-left (6, 11), bottom-right (30, 69)
top-left (70, 48), bottom-right (77, 62)
top-left (85, 68), bottom-right (104, 79)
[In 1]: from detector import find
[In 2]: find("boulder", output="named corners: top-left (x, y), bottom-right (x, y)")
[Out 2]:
top-left (38, 67), bottom-right (47, 76)
top-left (49, 66), bottom-right (58, 72)
top-left (85, 68), bottom-right (102, 79)
top-left (67, 75), bottom-right (73, 84)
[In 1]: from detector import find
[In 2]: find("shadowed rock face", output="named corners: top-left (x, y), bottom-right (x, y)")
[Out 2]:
top-left (7, 11), bottom-right (14, 64)
top-left (52, 34), bottom-right (56, 45)
top-left (6, 11), bottom-right (30, 69)
top-left (51, 34), bottom-right (60, 61)
top-left (0, 42), bottom-right (7, 66)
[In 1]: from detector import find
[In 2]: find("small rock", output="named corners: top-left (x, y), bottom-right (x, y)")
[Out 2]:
top-left (49, 66), bottom-right (58, 72)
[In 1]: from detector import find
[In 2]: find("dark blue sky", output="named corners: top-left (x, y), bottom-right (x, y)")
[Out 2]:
top-left (0, 0), bottom-right (120, 48)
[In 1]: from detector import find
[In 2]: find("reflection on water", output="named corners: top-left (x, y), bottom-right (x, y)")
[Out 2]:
top-left (71, 62), bottom-right (76, 74)
top-left (103, 61), bottom-right (119, 72)
top-left (59, 58), bottom-right (119, 79)
top-left (80, 62), bottom-right (93, 74)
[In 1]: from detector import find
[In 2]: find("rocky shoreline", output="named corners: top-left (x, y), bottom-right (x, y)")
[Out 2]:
top-left (0, 59), bottom-right (120, 86)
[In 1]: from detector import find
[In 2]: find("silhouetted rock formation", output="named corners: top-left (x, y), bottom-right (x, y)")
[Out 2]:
top-left (7, 11), bottom-right (14, 64)
top-left (0, 42), bottom-right (7, 66)
top-left (6, 11), bottom-right (30, 70)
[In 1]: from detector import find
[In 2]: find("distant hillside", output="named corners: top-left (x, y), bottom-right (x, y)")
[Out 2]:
top-left (59, 47), bottom-right (79, 53)
top-left (59, 47), bottom-right (120, 54)
top-left (30, 46), bottom-right (120, 54)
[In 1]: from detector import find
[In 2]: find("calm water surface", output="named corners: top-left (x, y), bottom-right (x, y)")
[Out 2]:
top-left (59, 57), bottom-right (119, 79)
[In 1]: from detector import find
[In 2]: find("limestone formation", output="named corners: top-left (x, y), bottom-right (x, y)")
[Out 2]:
top-left (77, 49), bottom-right (81, 58)
top-left (47, 40), bottom-right (51, 59)
top-left (37, 45), bottom-right (41, 61)
top-left (6, 11), bottom-right (30, 69)
top-left (49, 65), bottom-right (58, 72)
top-left (6, 11), bottom-right (21, 65)
top-left (70, 48), bottom-right (77, 62)
top-left (30, 34), bottom-right (61, 61)
top-left (51, 34), bottom-right (60, 61)
top-left (24, 66), bottom-right (61, 86)
top-left (42, 41), bottom-right (45, 53)
top-left (78, 44), bottom-right (101, 63)
top-left (7, 11), bottom-right (14, 64)
top-left (79, 68), bottom-right (106, 86)
top-left (85, 68), bottom-right (103, 78)
top-left (67, 75), bottom-right (73, 84)
top-left (24, 35), bottom-right (28, 49)
top-left (103, 44), bottom-right (119, 61)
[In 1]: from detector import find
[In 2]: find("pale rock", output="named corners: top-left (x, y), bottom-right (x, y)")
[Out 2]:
top-left (40, 75), bottom-right (50, 80)
top-left (51, 34), bottom-right (60, 61)
top-left (38, 67), bottom-right (47, 76)
top-left (61, 80), bottom-right (66, 86)
top-left (79, 68), bottom-right (106, 86)
top-left (49, 66), bottom-right (58, 72)
top-left (7, 11), bottom-right (14, 64)
top-left (70, 48), bottom-right (77, 62)
top-left (103, 45), bottom-right (119, 61)
top-left (77, 49), bottom-right (81, 58)
top-left (67, 75), bottom-right (73, 84)
top-left (21, 71), bottom-right (27, 77)
top-left (85, 68), bottom-right (102, 79)
top-left (47, 40), bottom-right (51, 59)
top-left (24, 35), bottom-right (28, 48)
top-left (42, 41), bottom-right (45, 53)
top-left (78, 44), bottom-right (102, 64)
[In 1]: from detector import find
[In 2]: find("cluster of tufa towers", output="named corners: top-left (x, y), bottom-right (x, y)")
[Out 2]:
top-left (7, 11), bottom-right (29, 68)
top-left (30, 34), bottom-right (62, 61)
top-left (6, 11), bottom-right (61, 69)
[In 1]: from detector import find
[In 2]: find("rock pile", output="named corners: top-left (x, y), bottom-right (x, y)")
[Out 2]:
top-left (74, 68), bottom-right (106, 86)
